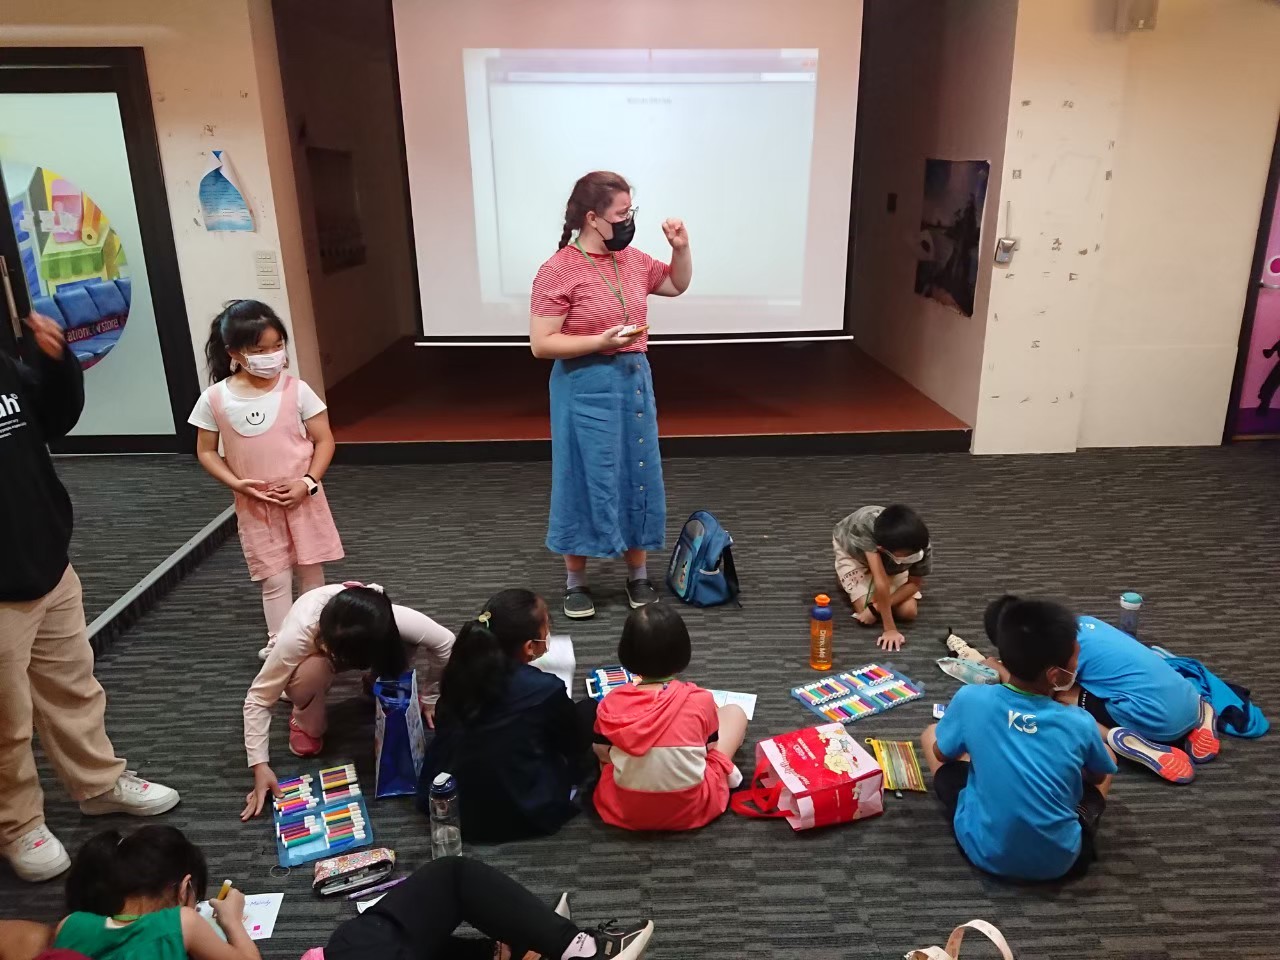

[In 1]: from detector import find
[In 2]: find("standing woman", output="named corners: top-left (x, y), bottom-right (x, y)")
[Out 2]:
top-left (530, 172), bottom-right (691, 620)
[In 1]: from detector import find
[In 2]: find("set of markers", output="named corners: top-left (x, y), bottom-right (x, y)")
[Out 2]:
top-left (791, 663), bottom-right (925, 725)
top-left (272, 764), bottom-right (374, 867)
top-left (584, 665), bottom-right (640, 701)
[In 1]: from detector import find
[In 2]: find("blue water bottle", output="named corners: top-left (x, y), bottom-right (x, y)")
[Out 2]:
top-left (1119, 592), bottom-right (1142, 637)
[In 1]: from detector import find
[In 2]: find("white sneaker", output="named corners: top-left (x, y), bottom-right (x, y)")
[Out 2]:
top-left (555, 892), bottom-right (572, 920)
top-left (258, 634), bottom-right (278, 661)
top-left (3, 825), bottom-right (71, 882)
top-left (80, 771), bottom-right (181, 817)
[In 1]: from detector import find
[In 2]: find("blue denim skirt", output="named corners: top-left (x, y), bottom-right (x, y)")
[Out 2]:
top-left (547, 353), bottom-right (666, 558)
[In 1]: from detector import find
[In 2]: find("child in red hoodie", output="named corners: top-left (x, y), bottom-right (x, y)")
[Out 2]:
top-left (593, 604), bottom-right (749, 831)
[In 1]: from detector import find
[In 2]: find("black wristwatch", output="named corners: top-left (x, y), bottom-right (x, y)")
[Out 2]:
top-left (303, 474), bottom-right (320, 497)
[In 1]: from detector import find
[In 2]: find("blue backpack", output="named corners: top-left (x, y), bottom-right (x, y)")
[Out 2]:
top-left (666, 510), bottom-right (740, 607)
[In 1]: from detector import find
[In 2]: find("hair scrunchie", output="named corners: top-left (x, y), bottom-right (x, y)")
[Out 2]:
top-left (342, 581), bottom-right (385, 594)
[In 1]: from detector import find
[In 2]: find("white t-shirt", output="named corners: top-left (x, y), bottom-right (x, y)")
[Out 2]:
top-left (188, 377), bottom-right (326, 438)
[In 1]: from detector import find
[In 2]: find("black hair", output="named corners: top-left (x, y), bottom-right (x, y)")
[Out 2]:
top-left (318, 587), bottom-right (409, 679)
top-left (872, 504), bottom-right (930, 554)
top-left (204, 299), bottom-right (289, 382)
top-left (618, 603), bottom-right (692, 678)
top-left (65, 826), bottom-right (207, 916)
top-left (984, 594), bottom-right (1019, 644)
top-left (438, 590), bottom-right (547, 723)
top-left (990, 597), bottom-right (1078, 684)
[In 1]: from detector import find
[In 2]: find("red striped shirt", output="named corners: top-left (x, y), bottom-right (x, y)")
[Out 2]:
top-left (530, 244), bottom-right (671, 354)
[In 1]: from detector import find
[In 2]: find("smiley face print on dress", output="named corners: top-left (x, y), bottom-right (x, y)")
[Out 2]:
top-left (246, 409), bottom-right (266, 426)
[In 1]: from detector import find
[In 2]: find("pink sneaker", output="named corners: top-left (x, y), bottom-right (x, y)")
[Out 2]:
top-left (288, 719), bottom-right (324, 758)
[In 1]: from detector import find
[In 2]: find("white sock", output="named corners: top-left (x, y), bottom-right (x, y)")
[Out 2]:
top-left (562, 933), bottom-right (598, 959)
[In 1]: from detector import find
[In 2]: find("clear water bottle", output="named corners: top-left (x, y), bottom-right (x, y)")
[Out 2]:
top-left (1119, 592), bottom-right (1143, 637)
top-left (429, 772), bottom-right (462, 859)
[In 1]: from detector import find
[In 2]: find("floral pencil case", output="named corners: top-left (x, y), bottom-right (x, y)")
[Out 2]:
top-left (312, 847), bottom-right (395, 897)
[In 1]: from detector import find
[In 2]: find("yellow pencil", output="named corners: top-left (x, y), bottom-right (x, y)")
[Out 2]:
top-left (216, 880), bottom-right (232, 901)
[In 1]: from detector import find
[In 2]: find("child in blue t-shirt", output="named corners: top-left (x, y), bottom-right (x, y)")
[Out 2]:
top-left (974, 598), bottom-right (1218, 783)
top-left (922, 597), bottom-right (1118, 882)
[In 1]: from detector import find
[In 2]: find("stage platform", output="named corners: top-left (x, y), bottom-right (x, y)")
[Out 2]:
top-left (327, 340), bottom-right (970, 462)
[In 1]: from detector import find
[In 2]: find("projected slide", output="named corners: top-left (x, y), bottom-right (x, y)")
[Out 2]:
top-left (465, 49), bottom-right (817, 308)
top-left (391, 0), bottom-right (863, 340)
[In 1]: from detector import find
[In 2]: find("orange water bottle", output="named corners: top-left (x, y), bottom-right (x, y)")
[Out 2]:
top-left (810, 594), bottom-right (834, 670)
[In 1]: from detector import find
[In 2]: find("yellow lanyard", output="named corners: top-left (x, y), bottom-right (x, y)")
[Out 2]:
top-left (574, 239), bottom-right (629, 322)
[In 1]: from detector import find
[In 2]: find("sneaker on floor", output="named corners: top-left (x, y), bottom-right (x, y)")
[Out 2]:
top-left (258, 634), bottom-right (278, 661)
top-left (1186, 698), bottom-right (1221, 764)
top-left (586, 920), bottom-right (655, 959)
top-left (3, 825), bottom-right (71, 882)
top-left (1106, 727), bottom-right (1194, 784)
top-left (289, 718), bottom-right (325, 758)
top-left (555, 892), bottom-right (572, 920)
top-left (564, 586), bottom-right (596, 620)
top-left (80, 771), bottom-right (181, 817)
top-left (625, 579), bottom-right (660, 609)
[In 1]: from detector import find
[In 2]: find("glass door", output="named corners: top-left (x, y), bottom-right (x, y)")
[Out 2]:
top-left (0, 50), bottom-right (197, 451)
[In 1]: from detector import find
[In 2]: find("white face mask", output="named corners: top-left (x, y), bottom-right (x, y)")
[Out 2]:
top-left (242, 348), bottom-right (286, 378)
top-left (1051, 667), bottom-right (1077, 693)
top-left (882, 547), bottom-right (925, 566)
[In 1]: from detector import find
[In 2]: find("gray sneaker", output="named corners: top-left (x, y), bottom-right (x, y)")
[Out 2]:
top-left (564, 586), bottom-right (596, 619)
top-left (625, 579), bottom-right (660, 609)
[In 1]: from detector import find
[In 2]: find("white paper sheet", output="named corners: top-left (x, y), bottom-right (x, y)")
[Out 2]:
top-left (356, 894), bottom-right (386, 913)
top-left (196, 892), bottom-right (284, 941)
top-left (531, 634), bottom-right (575, 697)
top-left (708, 689), bottom-right (756, 720)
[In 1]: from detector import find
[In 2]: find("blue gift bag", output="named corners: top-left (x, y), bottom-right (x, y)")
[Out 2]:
top-left (373, 669), bottom-right (426, 798)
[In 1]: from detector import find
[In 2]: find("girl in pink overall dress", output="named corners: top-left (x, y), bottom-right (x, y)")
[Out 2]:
top-left (190, 301), bottom-right (344, 655)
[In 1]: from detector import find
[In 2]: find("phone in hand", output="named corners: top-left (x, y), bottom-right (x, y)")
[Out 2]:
top-left (619, 323), bottom-right (648, 337)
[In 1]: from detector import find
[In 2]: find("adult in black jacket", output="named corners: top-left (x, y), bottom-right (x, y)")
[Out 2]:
top-left (418, 590), bottom-right (596, 841)
top-left (0, 314), bottom-right (179, 885)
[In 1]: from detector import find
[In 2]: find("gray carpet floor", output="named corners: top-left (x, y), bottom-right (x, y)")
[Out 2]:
top-left (53, 455), bottom-right (227, 621)
top-left (4, 447), bottom-right (1279, 959)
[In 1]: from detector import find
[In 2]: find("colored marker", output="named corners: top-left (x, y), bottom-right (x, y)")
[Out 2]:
top-left (216, 880), bottom-right (232, 901)
top-left (284, 832), bottom-right (318, 848)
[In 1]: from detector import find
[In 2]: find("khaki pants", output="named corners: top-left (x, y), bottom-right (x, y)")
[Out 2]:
top-left (0, 565), bottom-right (126, 844)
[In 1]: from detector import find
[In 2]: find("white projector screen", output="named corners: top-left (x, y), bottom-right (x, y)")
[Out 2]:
top-left (391, 0), bottom-right (864, 341)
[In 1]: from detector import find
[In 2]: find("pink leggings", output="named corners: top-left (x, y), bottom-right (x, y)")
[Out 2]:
top-left (260, 563), bottom-right (326, 637)
top-left (286, 655), bottom-right (336, 739)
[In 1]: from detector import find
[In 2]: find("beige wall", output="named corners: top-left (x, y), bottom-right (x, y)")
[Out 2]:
top-left (275, 0), bottom-right (416, 390)
top-left (851, 0), bottom-right (1017, 427)
top-left (1080, 0), bottom-right (1280, 448)
top-left (3, 0), bottom-right (320, 394)
top-left (972, 0), bottom-right (1280, 453)
top-left (971, 1), bottom-right (1130, 453)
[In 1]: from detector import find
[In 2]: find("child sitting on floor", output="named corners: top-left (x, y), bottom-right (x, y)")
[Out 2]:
top-left (52, 825), bottom-right (258, 960)
top-left (833, 504), bottom-right (931, 651)
top-left (593, 604), bottom-right (748, 832)
top-left (958, 597), bottom-right (1217, 784)
top-left (922, 597), bottom-right (1117, 882)
top-left (417, 590), bottom-right (596, 842)
top-left (240, 582), bottom-right (454, 821)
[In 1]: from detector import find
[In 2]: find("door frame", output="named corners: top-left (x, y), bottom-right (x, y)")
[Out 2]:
top-left (0, 47), bottom-right (199, 453)
top-left (1224, 113), bottom-right (1280, 442)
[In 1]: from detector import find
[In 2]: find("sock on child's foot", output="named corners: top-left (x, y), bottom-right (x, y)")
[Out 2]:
top-left (566, 569), bottom-right (588, 591)
top-left (562, 933), bottom-right (598, 959)
top-left (627, 562), bottom-right (648, 583)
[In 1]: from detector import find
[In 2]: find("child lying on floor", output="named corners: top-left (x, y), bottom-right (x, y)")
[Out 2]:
top-left (1, 827), bottom-right (654, 960)
top-left (953, 596), bottom-right (1219, 783)
top-left (922, 597), bottom-right (1117, 882)
top-left (833, 504), bottom-right (931, 651)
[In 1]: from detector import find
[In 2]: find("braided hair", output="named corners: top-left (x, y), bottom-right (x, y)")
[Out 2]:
top-left (557, 171), bottom-right (632, 249)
